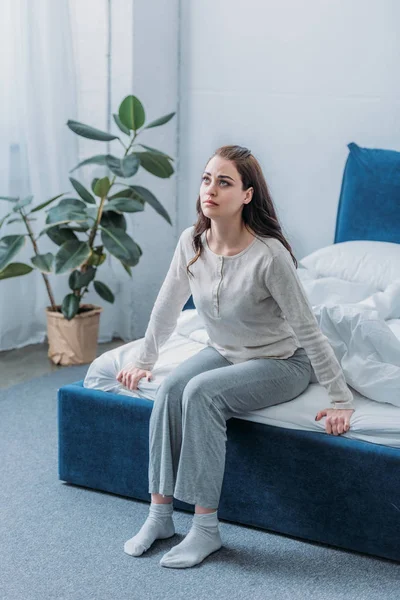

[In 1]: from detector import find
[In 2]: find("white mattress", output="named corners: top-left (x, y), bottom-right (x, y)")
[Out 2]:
top-left (84, 316), bottom-right (400, 449)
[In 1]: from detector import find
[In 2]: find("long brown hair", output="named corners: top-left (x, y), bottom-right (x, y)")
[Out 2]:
top-left (186, 144), bottom-right (298, 277)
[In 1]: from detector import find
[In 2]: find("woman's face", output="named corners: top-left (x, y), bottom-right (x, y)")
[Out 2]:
top-left (200, 156), bottom-right (253, 218)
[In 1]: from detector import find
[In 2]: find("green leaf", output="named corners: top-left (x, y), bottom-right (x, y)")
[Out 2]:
top-left (102, 197), bottom-right (144, 214)
top-left (113, 113), bottom-right (131, 135)
top-left (99, 226), bottom-right (141, 266)
top-left (129, 185), bottom-right (172, 225)
top-left (108, 188), bottom-right (143, 202)
top-left (46, 225), bottom-right (79, 246)
top-left (93, 280), bottom-right (115, 303)
top-left (50, 198), bottom-right (87, 210)
top-left (73, 221), bottom-right (92, 232)
top-left (142, 112), bottom-right (175, 130)
top-left (30, 193), bottom-right (66, 214)
top-left (105, 154), bottom-right (140, 178)
top-left (85, 206), bottom-right (99, 221)
top-left (69, 266), bottom-right (96, 290)
top-left (55, 240), bottom-right (91, 275)
top-left (120, 262), bottom-right (132, 277)
top-left (69, 178), bottom-right (96, 204)
top-left (0, 212), bottom-right (12, 230)
top-left (67, 119), bottom-right (119, 142)
top-left (6, 217), bottom-right (23, 225)
top-left (46, 212), bottom-right (88, 225)
top-left (100, 211), bottom-right (126, 232)
top-left (45, 198), bottom-right (89, 225)
top-left (68, 225), bottom-right (91, 232)
top-left (31, 252), bottom-right (54, 273)
top-left (12, 195), bottom-right (33, 212)
top-left (0, 262), bottom-right (33, 280)
top-left (68, 270), bottom-right (80, 290)
top-left (91, 178), bottom-right (100, 193)
top-left (0, 235), bottom-right (26, 271)
top-left (135, 152), bottom-right (174, 178)
top-left (93, 177), bottom-right (111, 198)
top-left (69, 155), bottom-right (109, 174)
top-left (38, 221), bottom-right (86, 239)
top-left (87, 249), bottom-right (106, 267)
top-left (135, 143), bottom-right (173, 160)
top-left (118, 95), bottom-right (145, 131)
top-left (61, 293), bottom-right (80, 320)
top-left (78, 265), bottom-right (97, 286)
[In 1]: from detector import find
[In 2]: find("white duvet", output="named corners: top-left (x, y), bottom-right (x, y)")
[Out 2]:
top-left (84, 268), bottom-right (400, 448)
top-left (297, 269), bottom-right (400, 407)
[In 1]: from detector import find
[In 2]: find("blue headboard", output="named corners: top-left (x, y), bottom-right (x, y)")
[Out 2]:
top-left (334, 142), bottom-right (400, 244)
top-left (183, 295), bottom-right (195, 311)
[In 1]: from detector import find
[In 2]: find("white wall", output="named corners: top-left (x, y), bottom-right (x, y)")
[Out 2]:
top-left (177, 0), bottom-right (400, 260)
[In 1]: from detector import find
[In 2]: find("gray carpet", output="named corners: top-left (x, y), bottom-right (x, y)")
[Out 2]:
top-left (0, 367), bottom-right (398, 600)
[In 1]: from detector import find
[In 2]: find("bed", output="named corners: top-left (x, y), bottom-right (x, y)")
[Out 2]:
top-left (58, 142), bottom-right (400, 563)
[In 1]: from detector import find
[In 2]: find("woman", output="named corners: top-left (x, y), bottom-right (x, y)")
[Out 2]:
top-left (117, 145), bottom-right (355, 569)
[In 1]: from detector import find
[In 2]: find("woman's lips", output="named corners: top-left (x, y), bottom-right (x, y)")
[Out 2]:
top-left (204, 200), bottom-right (218, 206)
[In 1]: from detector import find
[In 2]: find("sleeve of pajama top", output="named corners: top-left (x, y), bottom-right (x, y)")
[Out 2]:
top-left (129, 232), bottom-right (191, 371)
top-left (264, 247), bottom-right (355, 410)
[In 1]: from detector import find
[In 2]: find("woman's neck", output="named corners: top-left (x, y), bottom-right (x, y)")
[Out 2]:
top-left (207, 223), bottom-right (255, 254)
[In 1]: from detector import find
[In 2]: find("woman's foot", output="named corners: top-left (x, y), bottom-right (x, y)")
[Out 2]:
top-left (160, 510), bottom-right (222, 568)
top-left (124, 502), bottom-right (175, 557)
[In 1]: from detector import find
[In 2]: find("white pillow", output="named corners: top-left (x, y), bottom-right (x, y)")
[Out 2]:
top-left (299, 241), bottom-right (400, 291)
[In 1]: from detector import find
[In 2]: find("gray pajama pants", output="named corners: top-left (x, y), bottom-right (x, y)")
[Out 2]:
top-left (148, 345), bottom-right (312, 509)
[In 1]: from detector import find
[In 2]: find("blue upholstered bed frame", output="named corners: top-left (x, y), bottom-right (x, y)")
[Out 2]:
top-left (58, 144), bottom-right (400, 563)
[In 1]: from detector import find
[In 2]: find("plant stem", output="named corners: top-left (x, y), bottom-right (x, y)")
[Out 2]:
top-left (22, 210), bottom-right (57, 311)
top-left (80, 130), bottom-right (139, 273)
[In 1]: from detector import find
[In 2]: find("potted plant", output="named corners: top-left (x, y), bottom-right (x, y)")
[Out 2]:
top-left (0, 94), bottom-right (175, 365)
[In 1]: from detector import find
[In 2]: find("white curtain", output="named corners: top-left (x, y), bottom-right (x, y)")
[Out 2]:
top-left (0, 0), bottom-right (123, 351)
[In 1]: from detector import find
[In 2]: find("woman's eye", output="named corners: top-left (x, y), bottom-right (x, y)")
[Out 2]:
top-left (201, 177), bottom-right (228, 186)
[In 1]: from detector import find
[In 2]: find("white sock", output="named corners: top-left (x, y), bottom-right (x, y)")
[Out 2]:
top-left (160, 510), bottom-right (222, 568)
top-left (124, 501), bottom-right (175, 557)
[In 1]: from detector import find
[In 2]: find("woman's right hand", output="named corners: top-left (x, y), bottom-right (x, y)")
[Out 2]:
top-left (116, 364), bottom-right (153, 391)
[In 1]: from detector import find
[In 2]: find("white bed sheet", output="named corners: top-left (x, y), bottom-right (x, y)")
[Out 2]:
top-left (84, 316), bottom-right (400, 449)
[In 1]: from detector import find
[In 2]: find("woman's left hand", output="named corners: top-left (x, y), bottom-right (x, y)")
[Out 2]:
top-left (315, 408), bottom-right (355, 435)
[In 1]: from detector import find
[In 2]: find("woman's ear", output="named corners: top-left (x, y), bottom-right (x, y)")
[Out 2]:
top-left (245, 187), bottom-right (254, 203)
